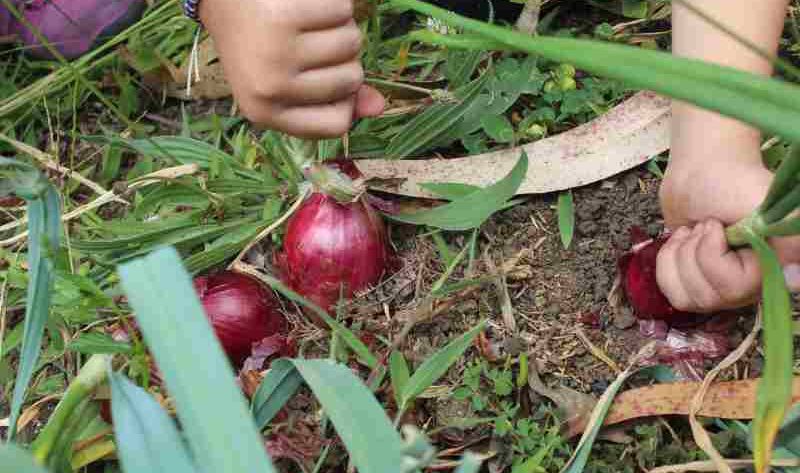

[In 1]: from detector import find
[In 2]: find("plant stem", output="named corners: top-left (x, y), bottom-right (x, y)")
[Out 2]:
top-left (515, 0), bottom-right (542, 35)
top-left (307, 164), bottom-right (364, 203)
top-left (762, 185), bottom-right (800, 224)
top-left (30, 354), bottom-right (111, 465)
top-left (725, 213), bottom-right (768, 247)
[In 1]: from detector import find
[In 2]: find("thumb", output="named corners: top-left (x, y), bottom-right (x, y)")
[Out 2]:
top-left (353, 85), bottom-right (385, 118)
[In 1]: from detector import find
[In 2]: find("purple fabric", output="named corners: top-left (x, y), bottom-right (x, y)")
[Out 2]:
top-left (0, 3), bottom-right (19, 38)
top-left (3, 0), bottom-right (145, 59)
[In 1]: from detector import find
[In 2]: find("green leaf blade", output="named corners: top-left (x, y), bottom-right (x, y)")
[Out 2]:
top-left (745, 233), bottom-right (794, 473)
top-left (251, 359), bottom-right (304, 429)
top-left (0, 444), bottom-right (50, 473)
top-left (557, 191), bottom-right (575, 250)
top-left (389, 351), bottom-right (411, 408)
top-left (292, 359), bottom-right (404, 473)
top-left (401, 321), bottom-right (486, 407)
top-left (109, 372), bottom-right (197, 473)
top-left (8, 185), bottom-right (61, 441)
top-left (388, 153), bottom-right (528, 231)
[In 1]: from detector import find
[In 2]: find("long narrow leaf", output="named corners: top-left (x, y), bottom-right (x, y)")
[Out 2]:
top-left (390, 351), bottom-right (411, 409)
top-left (250, 358), bottom-right (404, 473)
top-left (388, 153), bottom-right (527, 231)
top-left (109, 372), bottom-right (196, 473)
top-left (117, 247), bottom-right (276, 473)
top-left (393, 0), bottom-right (800, 144)
top-left (401, 321), bottom-right (486, 408)
top-left (561, 367), bottom-right (636, 473)
top-left (8, 184), bottom-right (61, 441)
top-left (744, 234), bottom-right (794, 473)
top-left (251, 359), bottom-right (304, 429)
top-left (0, 444), bottom-right (50, 473)
top-left (557, 191), bottom-right (575, 250)
top-left (292, 359), bottom-right (404, 473)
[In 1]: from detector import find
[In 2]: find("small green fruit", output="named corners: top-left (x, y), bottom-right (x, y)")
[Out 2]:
top-left (558, 77), bottom-right (577, 91)
top-left (543, 80), bottom-right (557, 93)
top-left (556, 64), bottom-right (576, 78)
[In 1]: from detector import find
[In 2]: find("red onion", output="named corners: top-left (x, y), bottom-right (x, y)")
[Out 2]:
top-left (193, 271), bottom-right (286, 365)
top-left (277, 159), bottom-right (393, 322)
top-left (618, 229), bottom-right (698, 327)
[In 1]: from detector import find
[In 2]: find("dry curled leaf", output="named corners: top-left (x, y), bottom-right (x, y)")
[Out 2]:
top-left (356, 91), bottom-right (670, 197)
top-left (566, 377), bottom-right (800, 438)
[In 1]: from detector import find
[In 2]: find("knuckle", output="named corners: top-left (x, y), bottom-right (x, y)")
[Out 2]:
top-left (345, 64), bottom-right (365, 91)
top-left (338, 0), bottom-right (355, 18)
top-left (343, 27), bottom-right (364, 55)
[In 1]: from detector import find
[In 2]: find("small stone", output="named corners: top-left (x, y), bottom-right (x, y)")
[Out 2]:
top-left (612, 307), bottom-right (637, 330)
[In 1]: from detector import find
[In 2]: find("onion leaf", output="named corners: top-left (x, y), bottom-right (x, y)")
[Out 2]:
top-left (2, 159), bottom-right (61, 441)
top-left (0, 444), bottom-right (50, 473)
top-left (743, 233), bottom-right (794, 473)
top-left (109, 372), bottom-right (196, 473)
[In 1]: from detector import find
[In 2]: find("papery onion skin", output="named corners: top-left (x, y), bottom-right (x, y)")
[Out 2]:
top-left (279, 192), bottom-right (392, 321)
top-left (193, 271), bottom-right (285, 365)
top-left (618, 234), bottom-right (699, 327)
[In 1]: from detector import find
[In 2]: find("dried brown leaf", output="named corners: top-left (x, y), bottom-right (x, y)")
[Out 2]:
top-left (356, 91), bottom-right (670, 197)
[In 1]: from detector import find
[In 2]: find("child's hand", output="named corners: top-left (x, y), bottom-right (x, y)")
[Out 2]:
top-left (199, 0), bottom-right (385, 138)
top-left (656, 150), bottom-right (800, 313)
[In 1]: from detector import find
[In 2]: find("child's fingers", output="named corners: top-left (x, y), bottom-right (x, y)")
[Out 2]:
top-left (695, 219), bottom-right (761, 304)
top-left (354, 85), bottom-right (385, 118)
top-left (287, 61), bottom-right (364, 104)
top-left (674, 222), bottom-right (724, 312)
top-left (294, 0), bottom-right (354, 31)
top-left (298, 21), bottom-right (363, 70)
top-left (271, 98), bottom-right (356, 138)
top-left (656, 226), bottom-right (693, 311)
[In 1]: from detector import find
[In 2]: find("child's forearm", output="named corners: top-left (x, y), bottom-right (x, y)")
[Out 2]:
top-left (670, 0), bottom-right (789, 171)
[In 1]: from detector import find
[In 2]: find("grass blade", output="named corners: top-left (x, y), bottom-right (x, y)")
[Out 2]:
top-left (109, 372), bottom-right (196, 473)
top-left (0, 444), bottom-right (50, 473)
top-left (7, 181), bottom-right (61, 441)
top-left (394, 0), bottom-right (800, 144)
top-left (118, 246), bottom-right (276, 473)
top-left (387, 152), bottom-right (527, 231)
top-left (251, 359), bottom-right (304, 429)
top-left (389, 351), bottom-right (411, 408)
top-left (557, 191), bottom-right (575, 250)
top-left (743, 233), bottom-right (794, 473)
top-left (400, 321), bottom-right (486, 409)
top-left (561, 366), bottom-right (636, 473)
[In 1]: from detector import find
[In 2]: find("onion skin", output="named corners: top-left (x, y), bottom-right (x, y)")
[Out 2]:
top-left (193, 271), bottom-right (285, 365)
top-left (618, 233), bottom-right (699, 327)
top-left (279, 192), bottom-right (392, 321)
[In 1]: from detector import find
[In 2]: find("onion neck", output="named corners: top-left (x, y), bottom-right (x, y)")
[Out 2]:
top-left (306, 163), bottom-right (364, 203)
top-left (725, 212), bottom-right (767, 247)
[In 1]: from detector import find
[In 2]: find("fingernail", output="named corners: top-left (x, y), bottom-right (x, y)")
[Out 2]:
top-left (783, 264), bottom-right (800, 291)
top-left (674, 226), bottom-right (691, 238)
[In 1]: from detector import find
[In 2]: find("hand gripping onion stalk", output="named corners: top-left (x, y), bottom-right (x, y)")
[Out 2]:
top-left (618, 145), bottom-right (800, 473)
top-left (276, 159), bottom-right (393, 324)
